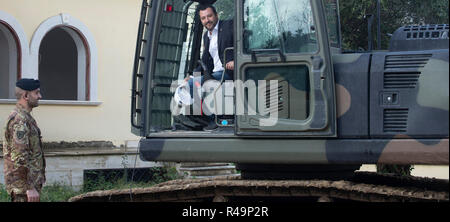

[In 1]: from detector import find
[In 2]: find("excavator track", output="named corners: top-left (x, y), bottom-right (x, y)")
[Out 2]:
top-left (69, 172), bottom-right (449, 202)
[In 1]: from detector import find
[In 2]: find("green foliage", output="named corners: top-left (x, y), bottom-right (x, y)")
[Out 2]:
top-left (0, 166), bottom-right (183, 202)
top-left (40, 183), bottom-right (82, 202)
top-left (0, 184), bottom-right (11, 202)
top-left (339, 0), bottom-right (449, 50)
top-left (82, 166), bottom-right (183, 193)
top-left (0, 183), bottom-right (81, 202)
top-left (82, 170), bottom-right (129, 193)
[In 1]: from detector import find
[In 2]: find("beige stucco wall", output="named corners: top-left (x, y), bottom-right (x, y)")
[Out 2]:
top-left (0, 0), bottom-right (142, 146)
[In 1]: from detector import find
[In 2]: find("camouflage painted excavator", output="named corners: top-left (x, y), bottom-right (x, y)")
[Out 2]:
top-left (72, 0), bottom-right (449, 202)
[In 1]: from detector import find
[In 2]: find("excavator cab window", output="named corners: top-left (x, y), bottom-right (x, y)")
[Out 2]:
top-left (243, 0), bottom-right (318, 54)
top-left (323, 0), bottom-right (341, 49)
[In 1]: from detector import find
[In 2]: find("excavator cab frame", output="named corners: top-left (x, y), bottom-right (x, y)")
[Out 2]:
top-left (131, 0), bottom-right (337, 138)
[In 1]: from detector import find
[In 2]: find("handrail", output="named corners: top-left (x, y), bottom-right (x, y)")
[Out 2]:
top-left (131, 0), bottom-right (150, 130)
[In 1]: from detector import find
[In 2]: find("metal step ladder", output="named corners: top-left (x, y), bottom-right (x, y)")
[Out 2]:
top-left (131, 0), bottom-right (153, 135)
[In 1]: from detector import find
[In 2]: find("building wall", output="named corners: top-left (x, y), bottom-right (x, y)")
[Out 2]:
top-left (0, 147), bottom-right (163, 190)
top-left (0, 0), bottom-right (142, 146)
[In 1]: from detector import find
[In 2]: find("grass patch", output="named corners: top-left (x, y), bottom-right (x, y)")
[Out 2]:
top-left (82, 167), bottom-right (182, 193)
top-left (40, 183), bottom-right (83, 202)
top-left (0, 183), bottom-right (81, 202)
top-left (0, 166), bottom-right (183, 202)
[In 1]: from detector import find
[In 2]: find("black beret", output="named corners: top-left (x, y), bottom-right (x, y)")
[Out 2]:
top-left (16, 78), bottom-right (40, 91)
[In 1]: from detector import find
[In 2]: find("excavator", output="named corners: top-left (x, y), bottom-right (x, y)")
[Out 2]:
top-left (71, 0), bottom-right (449, 202)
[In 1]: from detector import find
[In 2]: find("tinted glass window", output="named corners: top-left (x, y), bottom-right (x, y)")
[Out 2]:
top-left (214, 0), bottom-right (235, 20)
top-left (245, 65), bottom-right (310, 120)
top-left (243, 0), bottom-right (318, 54)
top-left (324, 0), bottom-right (341, 48)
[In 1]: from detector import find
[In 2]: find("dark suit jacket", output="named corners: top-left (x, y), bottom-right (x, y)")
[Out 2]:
top-left (196, 19), bottom-right (234, 78)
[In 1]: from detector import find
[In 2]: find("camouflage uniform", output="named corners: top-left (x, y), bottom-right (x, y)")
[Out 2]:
top-left (3, 104), bottom-right (46, 202)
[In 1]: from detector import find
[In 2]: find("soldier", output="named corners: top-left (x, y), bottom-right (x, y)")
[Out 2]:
top-left (3, 78), bottom-right (46, 202)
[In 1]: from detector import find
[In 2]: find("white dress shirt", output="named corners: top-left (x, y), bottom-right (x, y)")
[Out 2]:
top-left (207, 21), bottom-right (224, 73)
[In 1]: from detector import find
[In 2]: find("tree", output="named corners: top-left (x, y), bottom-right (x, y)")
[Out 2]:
top-left (339, 0), bottom-right (449, 50)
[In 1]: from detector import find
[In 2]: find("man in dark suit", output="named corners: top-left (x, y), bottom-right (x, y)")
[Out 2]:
top-left (187, 4), bottom-right (234, 94)
top-left (198, 4), bottom-right (234, 78)
top-left (185, 4), bottom-right (234, 130)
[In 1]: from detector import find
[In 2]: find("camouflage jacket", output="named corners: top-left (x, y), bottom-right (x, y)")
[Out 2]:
top-left (3, 104), bottom-right (46, 195)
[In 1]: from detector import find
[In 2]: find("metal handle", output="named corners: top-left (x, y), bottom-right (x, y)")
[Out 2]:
top-left (250, 48), bottom-right (286, 63)
top-left (212, 47), bottom-right (235, 125)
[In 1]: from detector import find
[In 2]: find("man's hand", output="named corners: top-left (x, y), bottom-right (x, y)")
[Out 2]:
top-left (26, 188), bottom-right (40, 202)
top-left (225, 61), bottom-right (234, 70)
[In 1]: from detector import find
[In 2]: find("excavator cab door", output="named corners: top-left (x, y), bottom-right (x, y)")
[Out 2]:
top-left (131, 0), bottom-right (198, 136)
top-left (234, 0), bottom-right (337, 137)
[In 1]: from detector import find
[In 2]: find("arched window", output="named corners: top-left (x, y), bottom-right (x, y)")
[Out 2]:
top-left (39, 27), bottom-right (85, 100)
top-left (0, 10), bottom-right (28, 101)
top-left (0, 22), bottom-right (19, 99)
top-left (30, 14), bottom-right (98, 102)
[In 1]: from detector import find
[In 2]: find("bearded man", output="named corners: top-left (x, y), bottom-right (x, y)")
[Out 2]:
top-left (3, 78), bottom-right (45, 202)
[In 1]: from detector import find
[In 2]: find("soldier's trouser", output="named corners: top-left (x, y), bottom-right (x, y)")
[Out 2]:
top-left (11, 192), bottom-right (28, 202)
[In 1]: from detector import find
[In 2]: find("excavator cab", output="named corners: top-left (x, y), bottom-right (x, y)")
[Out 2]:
top-left (131, 0), bottom-right (337, 138)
